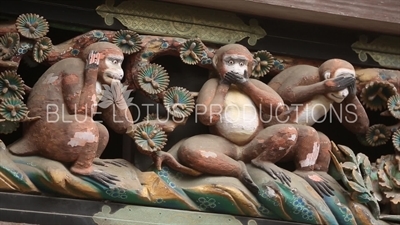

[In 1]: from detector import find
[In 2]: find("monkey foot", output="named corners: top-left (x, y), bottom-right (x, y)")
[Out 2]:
top-left (238, 161), bottom-right (259, 194)
top-left (251, 159), bottom-right (291, 187)
top-left (93, 158), bottom-right (129, 168)
top-left (86, 170), bottom-right (120, 188)
top-left (295, 171), bottom-right (334, 197)
top-left (152, 151), bottom-right (202, 177)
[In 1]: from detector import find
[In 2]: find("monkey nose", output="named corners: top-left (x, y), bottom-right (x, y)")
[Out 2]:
top-left (119, 74), bottom-right (123, 79)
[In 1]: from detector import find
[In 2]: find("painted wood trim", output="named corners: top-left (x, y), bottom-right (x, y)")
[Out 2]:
top-left (162, 0), bottom-right (400, 35)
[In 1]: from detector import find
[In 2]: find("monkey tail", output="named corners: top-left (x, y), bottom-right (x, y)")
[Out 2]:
top-left (152, 151), bottom-right (202, 177)
top-left (8, 137), bottom-right (39, 156)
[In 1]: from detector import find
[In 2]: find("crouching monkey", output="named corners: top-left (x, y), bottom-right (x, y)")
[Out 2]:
top-left (167, 44), bottom-right (336, 197)
top-left (8, 42), bottom-right (133, 186)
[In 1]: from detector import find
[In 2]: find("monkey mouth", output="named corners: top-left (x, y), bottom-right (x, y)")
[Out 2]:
top-left (329, 93), bottom-right (345, 102)
top-left (106, 73), bottom-right (123, 80)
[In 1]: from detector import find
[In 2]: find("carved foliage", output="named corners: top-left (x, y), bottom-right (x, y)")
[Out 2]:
top-left (329, 143), bottom-right (380, 218)
top-left (352, 35), bottom-right (400, 69)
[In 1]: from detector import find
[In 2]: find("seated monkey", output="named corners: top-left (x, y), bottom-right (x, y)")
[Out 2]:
top-left (266, 59), bottom-right (369, 134)
top-left (7, 42), bottom-right (185, 187)
top-left (167, 44), bottom-right (338, 196)
top-left (8, 42), bottom-right (127, 186)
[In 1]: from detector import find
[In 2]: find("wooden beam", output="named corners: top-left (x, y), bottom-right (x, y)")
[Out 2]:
top-left (162, 0), bottom-right (400, 35)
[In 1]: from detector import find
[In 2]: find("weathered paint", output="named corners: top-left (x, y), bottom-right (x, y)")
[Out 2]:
top-left (299, 142), bottom-right (319, 168)
top-left (216, 87), bottom-right (260, 144)
top-left (288, 134), bottom-right (296, 141)
top-left (199, 150), bottom-right (218, 158)
top-left (42, 72), bottom-right (59, 84)
top-left (67, 131), bottom-right (98, 147)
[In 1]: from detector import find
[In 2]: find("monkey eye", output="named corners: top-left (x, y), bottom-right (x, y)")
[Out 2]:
top-left (112, 60), bottom-right (118, 64)
top-left (228, 60), bottom-right (234, 65)
top-left (239, 62), bottom-right (244, 66)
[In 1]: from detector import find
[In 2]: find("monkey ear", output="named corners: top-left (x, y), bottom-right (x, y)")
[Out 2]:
top-left (323, 71), bottom-right (331, 80)
top-left (212, 54), bottom-right (218, 69)
top-left (252, 59), bottom-right (258, 71)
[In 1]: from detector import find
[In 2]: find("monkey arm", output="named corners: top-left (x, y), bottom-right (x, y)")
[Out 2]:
top-left (276, 73), bottom-right (355, 104)
top-left (76, 67), bottom-right (98, 115)
top-left (238, 79), bottom-right (285, 115)
top-left (99, 103), bottom-right (134, 134)
top-left (332, 96), bottom-right (369, 135)
top-left (61, 72), bottom-right (83, 115)
top-left (196, 78), bottom-right (229, 126)
top-left (278, 81), bottom-right (327, 104)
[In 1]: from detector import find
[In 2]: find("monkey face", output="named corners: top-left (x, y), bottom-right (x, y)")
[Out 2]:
top-left (323, 68), bottom-right (356, 103)
top-left (98, 52), bottom-right (124, 85)
top-left (223, 54), bottom-right (249, 78)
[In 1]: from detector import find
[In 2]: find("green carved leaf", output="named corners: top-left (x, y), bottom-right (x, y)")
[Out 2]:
top-left (338, 145), bottom-right (357, 163)
top-left (352, 169), bottom-right (365, 186)
top-left (330, 142), bottom-right (346, 162)
top-left (359, 153), bottom-right (372, 175)
top-left (342, 162), bottom-right (357, 171)
top-left (348, 181), bottom-right (366, 193)
top-left (364, 176), bottom-right (373, 191)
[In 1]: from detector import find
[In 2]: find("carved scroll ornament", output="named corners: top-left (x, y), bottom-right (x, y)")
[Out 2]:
top-left (96, 0), bottom-right (266, 46)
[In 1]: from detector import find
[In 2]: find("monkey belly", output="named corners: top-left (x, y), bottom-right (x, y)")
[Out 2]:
top-left (215, 89), bottom-right (261, 145)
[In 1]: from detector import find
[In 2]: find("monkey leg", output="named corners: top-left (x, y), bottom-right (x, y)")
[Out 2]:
top-left (292, 127), bottom-right (334, 197)
top-left (66, 118), bottom-right (119, 187)
top-left (30, 115), bottom-right (118, 187)
top-left (242, 124), bottom-right (298, 186)
top-left (95, 122), bottom-right (109, 158)
top-left (177, 134), bottom-right (259, 193)
top-left (314, 131), bottom-right (331, 172)
top-left (291, 125), bottom-right (321, 171)
top-left (93, 122), bottom-right (122, 168)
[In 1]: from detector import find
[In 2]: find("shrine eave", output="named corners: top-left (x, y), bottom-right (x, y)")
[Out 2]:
top-left (162, 0), bottom-right (400, 35)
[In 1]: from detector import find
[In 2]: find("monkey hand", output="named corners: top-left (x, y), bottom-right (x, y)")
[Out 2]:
top-left (224, 71), bottom-right (247, 84)
top-left (323, 75), bottom-right (355, 92)
top-left (347, 82), bottom-right (357, 97)
top-left (86, 50), bottom-right (100, 70)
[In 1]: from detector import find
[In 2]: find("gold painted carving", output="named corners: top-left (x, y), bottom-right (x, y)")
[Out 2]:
top-left (96, 0), bottom-right (266, 46)
top-left (352, 35), bottom-right (400, 69)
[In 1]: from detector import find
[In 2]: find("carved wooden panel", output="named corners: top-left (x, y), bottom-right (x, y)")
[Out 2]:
top-left (162, 0), bottom-right (400, 35)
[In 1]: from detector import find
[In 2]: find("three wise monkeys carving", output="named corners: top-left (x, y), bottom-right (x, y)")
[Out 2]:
top-left (8, 41), bottom-right (369, 197)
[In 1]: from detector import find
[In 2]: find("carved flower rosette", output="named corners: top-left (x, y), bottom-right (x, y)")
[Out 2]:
top-left (0, 33), bottom-right (20, 60)
top-left (163, 87), bottom-right (195, 118)
top-left (179, 39), bottom-right (205, 65)
top-left (0, 97), bottom-right (28, 122)
top-left (252, 50), bottom-right (274, 78)
top-left (372, 154), bottom-right (400, 214)
top-left (0, 70), bottom-right (25, 100)
top-left (360, 81), bottom-right (397, 111)
top-left (15, 13), bottom-right (49, 39)
top-left (136, 63), bottom-right (170, 95)
top-left (112, 30), bottom-right (142, 55)
top-left (33, 37), bottom-right (53, 63)
top-left (133, 123), bottom-right (167, 154)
